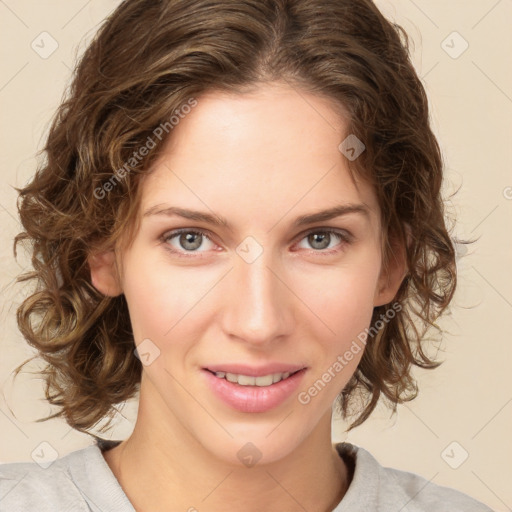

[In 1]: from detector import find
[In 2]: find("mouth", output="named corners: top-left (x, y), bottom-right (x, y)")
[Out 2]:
top-left (204, 368), bottom-right (304, 387)
top-left (202, 366), bottom-right (308, 413)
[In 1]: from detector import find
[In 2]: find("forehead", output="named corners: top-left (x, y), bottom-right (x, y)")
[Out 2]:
top-left (140, 83), bottom-right (379, 227)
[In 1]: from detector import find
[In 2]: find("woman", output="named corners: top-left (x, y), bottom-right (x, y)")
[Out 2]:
top-left (0, 0), bottom-right (492, 510)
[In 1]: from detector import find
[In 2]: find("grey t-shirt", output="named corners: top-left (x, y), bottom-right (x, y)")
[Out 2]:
top-left (0, 438), bottom-right (493, 511)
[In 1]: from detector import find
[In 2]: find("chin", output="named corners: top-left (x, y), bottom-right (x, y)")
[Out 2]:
top-left (196, 421), bottom-right (312, 468)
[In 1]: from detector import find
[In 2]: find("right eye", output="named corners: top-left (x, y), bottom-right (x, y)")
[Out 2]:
top-left (160, 228), bottom-right (219, 257)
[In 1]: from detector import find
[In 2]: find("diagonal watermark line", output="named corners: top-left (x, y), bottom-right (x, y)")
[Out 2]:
top-left (201, 470), bottom-right (234, 502)
top-left (0, 1), bottom-right (29, 28)
top-left (403, 404), bottom-right (439, 438)
top-left (266, 163), bottom-right (337, 233)
top-left (472, 266), bottom-right (512, 308)
top-left (0, 274), bottom-right (19, 297)
top-left (0, 62), bottom-right (29, 93)
top-left (472, 0), bottom-right (503, 30)
top-left (471, 470), bottom-right (511, 510)
top-left (110, 405), bottom-right (133, 426)
top-left (472, 61), bottom-right (512, 104)
top-left (61, 60), bottom-right (73, 71)
top-left (408, 0), bottom-right (439, 28)
top-left (0, 264), bottom-right (31, 304)
top-left (0, 200), bottom-right (21, 226)
top-left (163, 267), bottom-right (234, 337)
top-left (421, 61), bottom-right (439, 80)
top-left (60, 426), bottom-right (74, 440)
top-left (397, 472), bottom-right (440, 511)
top-left (471, 397), bottom-right (512, 439)
top-left (163, 367), bottom-right (234, 438)
top-left (470, 204), bottom-right (499, 233)
top-left (0, 472), bottom-right (29, 503)
top-left (61, 0), bottom-right (92, 29)
top-left (265, 266), bottom-right (336, 335)
top-left (63, 471), bottom-right (106, 512)
top-left (266, 410), bottom-right (294, 438)
top-left (0, 408), bottom-right (30, 439)
top-left (265, 470), bottom-right (310, 511)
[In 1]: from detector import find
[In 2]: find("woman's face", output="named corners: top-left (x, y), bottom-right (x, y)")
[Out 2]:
top-left (94, 82), bottom-right (404, 466)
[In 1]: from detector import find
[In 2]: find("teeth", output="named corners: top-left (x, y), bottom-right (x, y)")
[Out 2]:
top-left (215, 371), bottom-right (294, 386)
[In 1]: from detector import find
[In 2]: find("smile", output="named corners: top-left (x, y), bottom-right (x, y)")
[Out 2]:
top-left (202, 368), bottom-right (307, 413)
top-left (211, 370), bottom-right (299, 387)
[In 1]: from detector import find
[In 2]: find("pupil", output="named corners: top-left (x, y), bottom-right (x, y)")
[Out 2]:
top-left (181, 232), bottom-right (201, 250)
top-left (310, 232), bottom-right (329, 250)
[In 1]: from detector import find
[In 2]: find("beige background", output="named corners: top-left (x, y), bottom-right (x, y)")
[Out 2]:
top-left (1, 1), bottom-right (511, 510)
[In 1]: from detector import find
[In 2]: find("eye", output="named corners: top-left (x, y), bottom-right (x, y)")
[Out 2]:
top-left (294, 228), bottom-right (351, 254)
top-left (160, 227), bottom-right (352, 258)
top-left (161, 229), bottom-right (217, 257)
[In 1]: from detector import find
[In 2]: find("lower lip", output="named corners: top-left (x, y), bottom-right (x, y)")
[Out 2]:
top-left (202, 368), bottom-right (307, 413)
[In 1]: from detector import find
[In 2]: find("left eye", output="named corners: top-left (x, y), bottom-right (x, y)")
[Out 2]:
top-left (161, 228), bottom-right (350, 256)
top-left (295, 229), bottom-right (349, 252)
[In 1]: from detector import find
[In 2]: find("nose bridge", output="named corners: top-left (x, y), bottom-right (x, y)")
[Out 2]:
top-left (222, 243), bottom-right (291, 345)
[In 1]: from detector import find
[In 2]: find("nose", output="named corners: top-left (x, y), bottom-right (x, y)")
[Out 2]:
top-left (220, 247), bottom-right (294, 348)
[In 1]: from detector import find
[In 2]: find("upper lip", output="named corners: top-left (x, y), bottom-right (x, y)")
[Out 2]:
top-left (204, 363), bottom-right (307, 377)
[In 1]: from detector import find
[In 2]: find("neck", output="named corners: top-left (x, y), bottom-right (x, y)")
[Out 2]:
top-left (103, 388), bottom-right (348, 512)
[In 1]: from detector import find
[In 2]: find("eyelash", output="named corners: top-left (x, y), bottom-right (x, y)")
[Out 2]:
top-left (159, 227), bottom-right (352, 259)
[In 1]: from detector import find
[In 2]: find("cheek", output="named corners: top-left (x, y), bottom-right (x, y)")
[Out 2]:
top-left (294, 259), bottom-right (380, 404)
top-left (294, 253), bottom-right (381, 341)
top-left (120, 252), bottom-right (182, 342)
top-left (121, 249), bottom-right (218, 345)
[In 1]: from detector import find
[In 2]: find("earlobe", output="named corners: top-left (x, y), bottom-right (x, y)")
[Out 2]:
top-left (88, 250), bottom-right (123, 297)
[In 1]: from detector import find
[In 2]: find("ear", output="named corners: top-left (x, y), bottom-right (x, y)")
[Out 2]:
top-left (373, 225), bottom-right (410, 307)
top-left (88, 249), bottom-right (123, 297)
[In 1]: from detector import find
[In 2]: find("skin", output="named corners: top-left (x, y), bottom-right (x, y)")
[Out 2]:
top-left (89, 81), bottom-right (406, 512)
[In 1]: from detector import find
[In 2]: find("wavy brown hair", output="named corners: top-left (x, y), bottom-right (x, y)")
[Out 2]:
top-left (13, 0), bottom-right (459, 434)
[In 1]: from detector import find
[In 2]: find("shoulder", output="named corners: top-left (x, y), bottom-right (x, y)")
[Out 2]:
top-left (382, 464), bottom-right (493, 511)
top-left (0, 445), bottom-right (93, 512)
top-left (334, 443), bottom-right (494, 512)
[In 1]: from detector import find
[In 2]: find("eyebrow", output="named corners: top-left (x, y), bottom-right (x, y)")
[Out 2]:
top-left (142, 203), bottom-right (371, 229)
